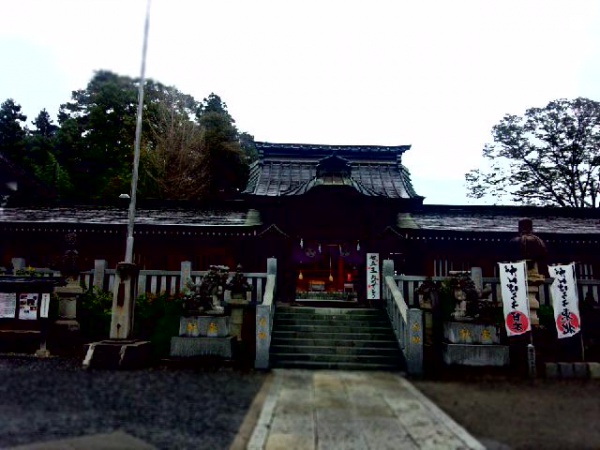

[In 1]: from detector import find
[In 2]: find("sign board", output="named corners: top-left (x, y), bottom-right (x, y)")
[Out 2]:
top-left (0, 292), bottom-right (17, 318)
top-left (366, 253), bottom-right (380, 300)
top-left (18, 293), bottom-right (38, 320)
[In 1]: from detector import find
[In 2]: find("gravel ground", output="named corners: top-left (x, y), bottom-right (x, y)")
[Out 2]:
top-left (0, 356), bottom-right (266, 450)
top-left (414, 377), bottom-right (600, 450)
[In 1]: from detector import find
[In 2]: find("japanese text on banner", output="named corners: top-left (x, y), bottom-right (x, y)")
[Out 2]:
top-left (498, 261), bottom-right (531, 336)
top-left (549, 263), bottom-right (581, 339)
top-left (366, 253), bottom-right (380, 300)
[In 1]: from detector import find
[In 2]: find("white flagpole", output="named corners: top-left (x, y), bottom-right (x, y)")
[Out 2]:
top-left (125, 0), bottom-right (151, 263)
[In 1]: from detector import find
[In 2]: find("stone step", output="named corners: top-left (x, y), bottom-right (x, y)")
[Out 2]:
top-left (270, 359), bottom-right (403, 371)
top-left (271, 352), bottom-right (402, 365)
top-left (277, 306), bottom-right (384, 316)
top-left (272, 330), bottom-right (397, 341)
top-left (275, 318), bottom-right (390, 327)
top-left (272, 323), bottom-right (394, 333)
top-left (270, 305), bottom-right (404, 371)
top-left (270, 344), bottom-right (401, 356)
top-left (270, 337), bottom-right (399, 348)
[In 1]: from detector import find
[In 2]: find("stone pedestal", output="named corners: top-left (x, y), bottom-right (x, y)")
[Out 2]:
top-left (443, 343), bottom-right (510, 366)
top-left (170, 336), bottom-right (235, 358)
top-left (172, 315), bottom-right (234, 359)
top-left (54, 279), bottom-right (83, 331)
top-left (179, 315), bottom-right (229, 337)
top-left (227, 298), bottom-right (249, 341)
top-left (50, 279), bottom-right (83, 357)
top-left (442, 321), bottom-right (509, 367)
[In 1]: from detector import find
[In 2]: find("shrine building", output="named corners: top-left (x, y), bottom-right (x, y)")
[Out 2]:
top-left (1, 141), bottom-right (600, 305)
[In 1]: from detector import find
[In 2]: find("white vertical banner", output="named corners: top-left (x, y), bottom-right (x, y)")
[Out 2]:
top-left (548, 263), bottom-right (581, 339)
top-left (40, 293), bottom-right (51, 319)
top-left (498, 261), bottom-right (531, 336)
top-left (366, 253), bottom-right (380, 300)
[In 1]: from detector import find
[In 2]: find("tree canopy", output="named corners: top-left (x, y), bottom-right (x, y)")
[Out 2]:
top-left (0, 70), bottom-right (256, 203)
top-left (465, 98), bottom-right (600, 208)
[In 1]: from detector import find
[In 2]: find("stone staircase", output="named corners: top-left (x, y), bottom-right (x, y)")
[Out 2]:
top-left (270, 306), bottom-right (405, 370)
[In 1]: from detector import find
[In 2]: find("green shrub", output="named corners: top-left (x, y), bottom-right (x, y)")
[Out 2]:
top-left (77, 288), bottom-right (113, 341)
top-left (77, 289), bottom-right (185, 359)
top-left (134, 292), bottom-right (184, 359)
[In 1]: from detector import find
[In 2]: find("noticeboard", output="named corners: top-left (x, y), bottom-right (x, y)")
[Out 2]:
top-left (0, 293), bottom-right (17, 318)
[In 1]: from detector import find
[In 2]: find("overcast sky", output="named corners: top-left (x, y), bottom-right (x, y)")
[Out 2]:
top-left (2, 0), bottom-right (600, 204)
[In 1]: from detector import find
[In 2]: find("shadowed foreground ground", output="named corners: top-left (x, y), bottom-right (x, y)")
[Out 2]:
top-left (0, 357), bottom-right (265, 450)
top-left (2, 355), bottom-right (599, 450)
top-left (414, 377), bottom-right (600, 450)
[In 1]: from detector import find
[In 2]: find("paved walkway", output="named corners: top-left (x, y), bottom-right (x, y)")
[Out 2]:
top-left (247, 370), bottom-right (485, 450)
top-left (8, 369), bottom-right (485, 450)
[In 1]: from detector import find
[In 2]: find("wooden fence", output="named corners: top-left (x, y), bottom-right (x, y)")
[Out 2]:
top-left (79, 260), bottom-right (268, 304)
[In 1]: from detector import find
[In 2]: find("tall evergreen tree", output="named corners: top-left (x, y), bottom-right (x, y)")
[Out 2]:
top-left (0, 99), bottom-right (27, 163)
top-left (196, 93), bottom-right (249, 199)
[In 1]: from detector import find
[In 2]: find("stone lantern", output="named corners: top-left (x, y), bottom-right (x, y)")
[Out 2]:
top-left (509, 219), bottom-right (548, 326)
top-left (55, 232), bottom-right (83, 331)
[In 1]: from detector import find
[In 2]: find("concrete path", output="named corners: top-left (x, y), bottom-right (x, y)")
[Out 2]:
top-left (247, 370), bottom-right (485, 450)
top-left (8, 431), bottom-right (157, 450)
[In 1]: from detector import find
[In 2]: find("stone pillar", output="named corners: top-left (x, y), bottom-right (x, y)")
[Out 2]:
top-left (55, 280), bottom-right (83, 331)
top-left (471, 267), bottom-right (483, 293)
top-left (382, 259), bottom-right (394, 279)
top-left (180, 261), bottom-right (192, 292)
top-left (267, 257), bottom-right (277, 276)
top-left (110, 262), bottom-right (139, 340)
top-left (93, 259), bottom-right (107, 290)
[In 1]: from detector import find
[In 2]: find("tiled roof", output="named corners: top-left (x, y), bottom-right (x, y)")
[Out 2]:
top-left (409, 206), bottom-right (600, 235)
top-left (244, 142), bottom-right (421, 199)
top-left (0, 207), bottom-right (250, 227)
top-left (254, 142), bottom-right (411, 161)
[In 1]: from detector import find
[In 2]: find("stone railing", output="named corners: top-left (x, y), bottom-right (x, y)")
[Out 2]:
top-left (255, 258), bottom-right (277, 369)
top-left (393, 273), bottom-right (600, 308)
top-left (81, 260), bottom-right (268, 304)
top-left (382, 260), bottom-right (423, 376)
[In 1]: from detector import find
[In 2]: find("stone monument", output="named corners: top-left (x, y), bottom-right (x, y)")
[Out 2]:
top-left (170, 265), bottom-right (235, 359)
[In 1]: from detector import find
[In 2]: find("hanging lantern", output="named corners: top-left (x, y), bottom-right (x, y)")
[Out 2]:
top-left (357, 240), bottom-right (361, 251)
top-left (300, 238), bottom-right (303, 249)
top-left (318, 244), bottom-right (322, 253)
top-left (298, 270), bottom-right (304, 280)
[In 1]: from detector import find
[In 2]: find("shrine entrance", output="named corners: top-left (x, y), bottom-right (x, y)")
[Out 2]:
top-left (294, 241), bottom-right (364, 302)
